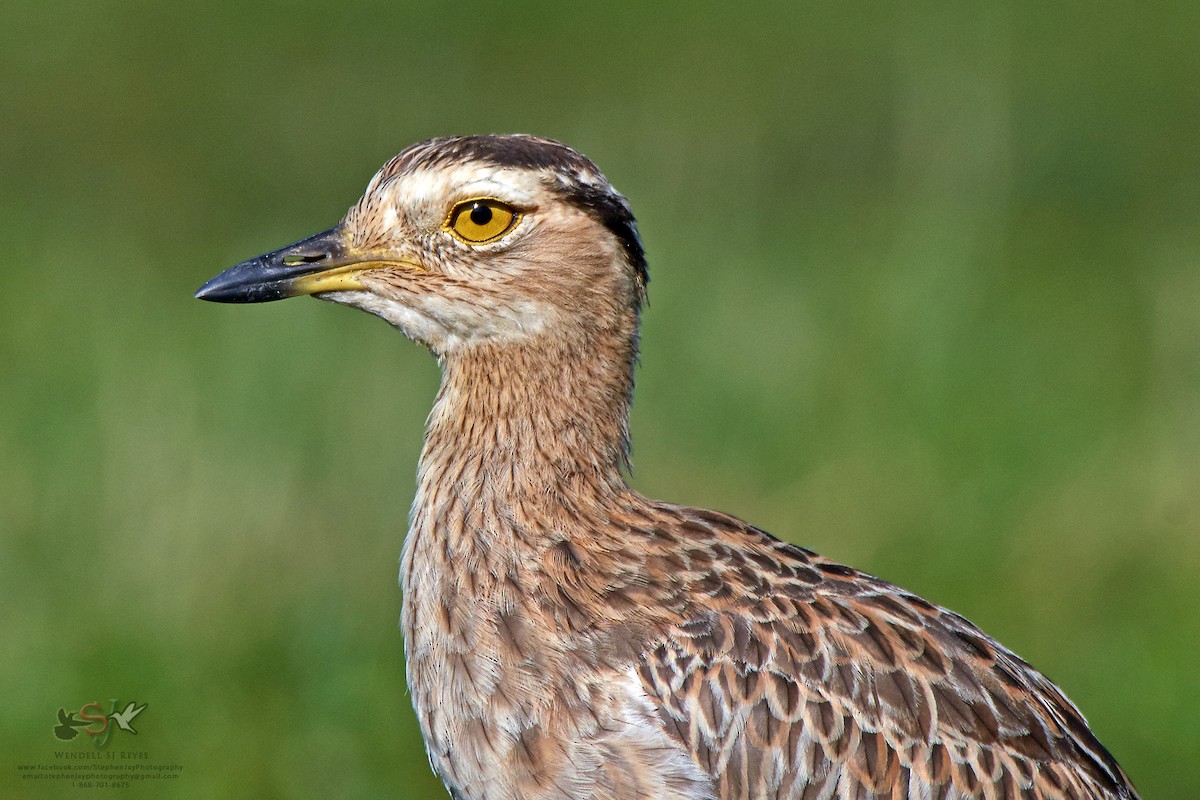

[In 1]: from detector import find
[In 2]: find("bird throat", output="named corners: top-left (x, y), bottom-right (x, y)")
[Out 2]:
top-left (398, 325), bottom-right (655, 800)
top-left (418, 331), bottom-right (637, 525)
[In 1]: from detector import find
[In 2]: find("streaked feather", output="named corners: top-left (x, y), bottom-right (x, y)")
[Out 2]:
top-left (205, 135), bottom-right (1140, 800)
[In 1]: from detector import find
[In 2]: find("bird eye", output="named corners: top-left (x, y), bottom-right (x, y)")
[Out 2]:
top-left (446, 199), bottom-right (520, 244)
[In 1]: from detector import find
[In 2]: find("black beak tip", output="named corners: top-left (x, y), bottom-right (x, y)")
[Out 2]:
top-left (195, 227), bottom-right (344, 304)
top-left (193, 274), bottom-right (249, 303)
top-left (193, 257), bottom-right (295, 304)
top-left (194, 277), bottom-right (292, 303)
top-left (193, 279), bottom-right (221, 302)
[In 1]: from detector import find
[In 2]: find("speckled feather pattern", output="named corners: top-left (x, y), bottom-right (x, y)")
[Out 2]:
top-left (229, 135), bottom-right (1140, 799)
top-left (401, 342), bottom-right (1137, 800)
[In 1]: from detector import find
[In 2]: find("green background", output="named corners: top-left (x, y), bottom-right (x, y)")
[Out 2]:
top-left (2, 2), bottom-right (1196, 797)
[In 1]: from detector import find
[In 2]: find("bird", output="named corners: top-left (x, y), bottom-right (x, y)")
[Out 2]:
top-left (196, 135), bottom-right (1139, 800)
top-left (109, 701), bottom-right (148, 734)
top-left (53, 708), bottom-right (86, 741)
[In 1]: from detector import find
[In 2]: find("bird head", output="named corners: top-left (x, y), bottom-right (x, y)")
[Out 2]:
top-left (196, 135), bottom-right (647, 356)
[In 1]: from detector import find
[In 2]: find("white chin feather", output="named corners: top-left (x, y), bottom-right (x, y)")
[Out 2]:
top-left (319, 290), bottom-right (454, 352)
top-left (318, 289), bottom-right (552, 354)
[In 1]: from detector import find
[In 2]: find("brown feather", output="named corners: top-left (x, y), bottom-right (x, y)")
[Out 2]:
top-left (210, 135), bottom-right (1140, 800)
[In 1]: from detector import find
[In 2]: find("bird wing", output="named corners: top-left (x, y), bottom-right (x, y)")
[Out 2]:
top-left (632, 508), bottom-right (1138, 800)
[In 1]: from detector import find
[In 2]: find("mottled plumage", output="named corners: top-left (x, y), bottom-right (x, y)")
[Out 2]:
top-left (197, 134), bottom-right (1139, 799)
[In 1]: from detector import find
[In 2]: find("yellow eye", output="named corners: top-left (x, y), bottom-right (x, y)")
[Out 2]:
top-left (446, 198), bottom-right (520, 244)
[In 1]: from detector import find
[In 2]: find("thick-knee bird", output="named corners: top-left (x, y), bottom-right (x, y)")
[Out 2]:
top-left (197, 135), bottom-right (1139, 800)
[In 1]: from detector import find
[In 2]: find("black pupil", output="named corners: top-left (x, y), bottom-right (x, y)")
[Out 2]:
top-left (469, 203), bottom-right (493, 226)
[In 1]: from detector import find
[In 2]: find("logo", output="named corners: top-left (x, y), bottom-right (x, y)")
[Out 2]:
top-left (54, 700), bottom-right (148, 747)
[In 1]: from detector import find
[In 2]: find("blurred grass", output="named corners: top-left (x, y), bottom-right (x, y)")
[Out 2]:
top-left (1, 1), bottom-right (1197, 797)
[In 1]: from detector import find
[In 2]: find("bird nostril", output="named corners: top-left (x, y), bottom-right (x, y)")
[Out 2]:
top-left (283, 253), bottom-right (329, 266)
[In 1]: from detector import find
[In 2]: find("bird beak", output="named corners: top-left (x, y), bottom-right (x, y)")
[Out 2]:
top-left (195, 225), bottom-right (398, 303)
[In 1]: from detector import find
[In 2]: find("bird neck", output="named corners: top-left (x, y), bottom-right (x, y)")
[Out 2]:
top-left (416, 328), bottom-right (639, 528)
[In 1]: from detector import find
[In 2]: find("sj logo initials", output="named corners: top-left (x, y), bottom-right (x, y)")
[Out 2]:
top-left (54, 700), bottom-right (148, 746)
